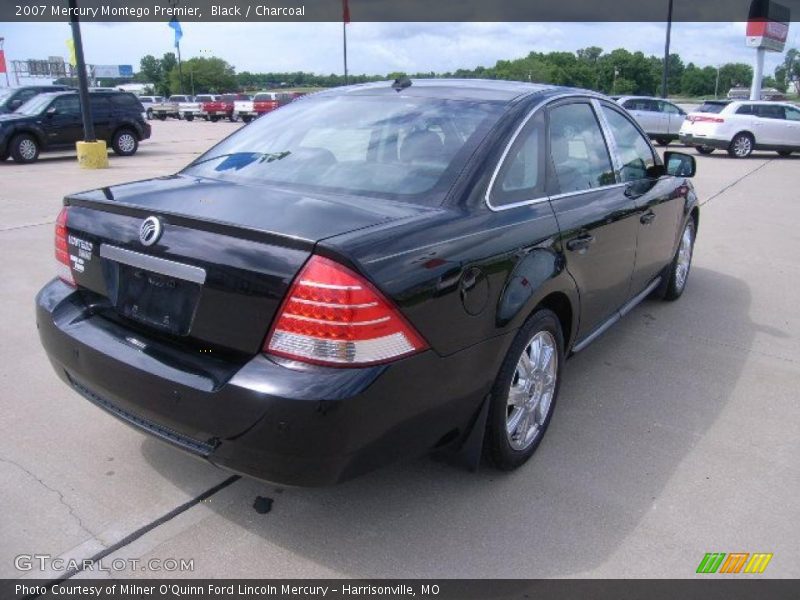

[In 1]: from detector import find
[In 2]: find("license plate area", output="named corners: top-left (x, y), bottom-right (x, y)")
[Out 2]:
top-left (116, 265), bottom-right (200, 335)
top-left (100, 245), bottom-right (205, 336)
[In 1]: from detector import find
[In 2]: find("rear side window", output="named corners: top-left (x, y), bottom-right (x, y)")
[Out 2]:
top-left (109, 94), bottom-right (141, 110)
top-left (785, 106), bottom-right (800, 121)
top-left (601, 106), bottom-right (657, 182)
top-left (736, 104), bottom-right (754, 115)
top-left (549, 102), bottom-right (615, 193)
top-left (491, 110), bottom-right (545, 206)
top-left (697, 102), bottom-right (727, 114)
top-left (660, 101), bottom-right (683, 115)
top-left (756, 105), bottom-right (785, 120)
top-left (89, 95), bottom-right (110, 112)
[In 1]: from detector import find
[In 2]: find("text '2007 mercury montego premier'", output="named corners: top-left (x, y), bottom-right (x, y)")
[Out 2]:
top-left (36, 79), bottom-right (699, 486)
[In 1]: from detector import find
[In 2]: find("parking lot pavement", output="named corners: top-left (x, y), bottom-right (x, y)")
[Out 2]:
top-left (1, 123), bottom-right (798, 579)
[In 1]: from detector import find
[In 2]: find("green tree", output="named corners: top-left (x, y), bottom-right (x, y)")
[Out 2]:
top-left (169, 56), bottom-right (237, 94)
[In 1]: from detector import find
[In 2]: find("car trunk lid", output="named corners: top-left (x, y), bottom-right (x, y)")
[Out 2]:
top-left (62, 174), bottom-right (427, 356)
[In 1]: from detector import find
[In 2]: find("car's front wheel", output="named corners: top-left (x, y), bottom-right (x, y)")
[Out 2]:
top-left (655, 217), bottom-right (696, 301)
top-left (111, 129), bottom-right (138, 156)
top-left (695, 146), bottom-right (715, 155)
top-left (486, 309), bottom-right (564, 471)
top-left (185, 113), bottom-right (194, 122)
top-left (145, 109), bottom-right (153, 120)
top-left (728, 132), bottom-right (754, 158)
top-left (10, 133), bottom-right (40, 164)
top-left (656, 138), bottom-right (670, 146)
top-left (210, 116), bottom-right (219, 122)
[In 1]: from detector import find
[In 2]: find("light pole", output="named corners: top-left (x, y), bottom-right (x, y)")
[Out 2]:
top-left (661, 0), bottom-right (674, 98)
top-left (715, 65), bottom-right (721, 98)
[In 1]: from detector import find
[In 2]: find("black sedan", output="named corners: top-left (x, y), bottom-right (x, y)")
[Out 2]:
top-left (36, 79), bottom-right (699, 486)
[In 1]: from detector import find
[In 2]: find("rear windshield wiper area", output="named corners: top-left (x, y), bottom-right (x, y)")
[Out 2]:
top-left (188, 151), bottom-right (292, 171)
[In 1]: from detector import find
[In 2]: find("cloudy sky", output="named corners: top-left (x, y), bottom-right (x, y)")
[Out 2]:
top-left (1, 21), bottom-right (798, 84)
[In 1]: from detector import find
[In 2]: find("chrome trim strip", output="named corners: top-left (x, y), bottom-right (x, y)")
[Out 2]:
top-left (548, 182), bottom-right (627, 202)
top-left (572, 276), bottom-right (661, 353)
top-left (99, 245), bottom-right (206, 285)
top-left (619, 276), bottom-right (661, 317)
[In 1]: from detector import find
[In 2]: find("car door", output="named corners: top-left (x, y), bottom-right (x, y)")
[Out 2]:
top-left (660, 100), bottom-right (686, 137)
top-left (754, 104), bottom-right (785, 145)
top-left (89, 95), bottom-right (112, 141)
top-left (780, 105), bottom-right (800, 148)
top-left (546, 100), bottom-right (639, 339)
top-left (42, 95), bottom-right (82, 147)
top-left (599, 103), bottom-right (683, 295)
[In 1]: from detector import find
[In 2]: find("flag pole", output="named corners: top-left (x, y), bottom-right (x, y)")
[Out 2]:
top-left (177, 39), bottom-right (184, 94)
top-left (343, 21), bottom-right (348, 86)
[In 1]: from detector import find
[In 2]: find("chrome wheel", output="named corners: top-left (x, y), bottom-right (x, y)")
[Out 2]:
top-left (117, 133), bottom-right (136, 153)
top-left (732, 135), bottom-right (752, 158)
top-left (506, 331), bottom-right (557, 451)
top-left (675, 222), bottom-right (694, 291)
top-left (19, 138), bottom-right (37, 160)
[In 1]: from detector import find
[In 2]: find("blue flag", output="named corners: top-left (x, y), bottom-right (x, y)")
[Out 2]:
top-left (168, 18), bottom-right (183, 48)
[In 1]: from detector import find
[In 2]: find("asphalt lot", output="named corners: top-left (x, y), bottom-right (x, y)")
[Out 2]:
top-left (1, 119), bottom-right (798, 580)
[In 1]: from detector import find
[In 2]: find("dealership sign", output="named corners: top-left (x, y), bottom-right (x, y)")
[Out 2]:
top-left (746, 0), bottom-right (790, 52)
top-left (93, 64), bottom-right (134, 78)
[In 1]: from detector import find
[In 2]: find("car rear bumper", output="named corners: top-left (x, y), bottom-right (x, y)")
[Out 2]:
top-left (678, 133), bottom-right (729, 149)
top-left (36, 279), bottom-right (507, 486)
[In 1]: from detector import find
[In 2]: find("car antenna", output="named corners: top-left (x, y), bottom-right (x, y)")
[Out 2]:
top-left (392, 77), bottom-right (412, 92)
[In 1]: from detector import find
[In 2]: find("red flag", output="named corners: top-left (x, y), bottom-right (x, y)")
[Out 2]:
top-left (0, 50), bottom-right (6, 74)
top-left (342, 0), bottom-right (350, 24)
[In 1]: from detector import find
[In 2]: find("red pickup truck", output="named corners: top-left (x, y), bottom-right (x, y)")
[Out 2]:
top-left (202, 94), bottom-right (250, 122)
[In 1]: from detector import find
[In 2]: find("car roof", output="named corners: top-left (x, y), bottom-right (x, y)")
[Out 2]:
top-left (316, 78), bottom-right (564, 103)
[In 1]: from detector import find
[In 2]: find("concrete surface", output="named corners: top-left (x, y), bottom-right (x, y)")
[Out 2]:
top-left (1, 120), bottom-right (798, 580)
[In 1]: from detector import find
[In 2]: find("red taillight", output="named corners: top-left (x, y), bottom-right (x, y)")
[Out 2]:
top-left (690, 115), bottom-right (724, 124)
top-left (54, 207), bottom-right (75, 286)
top-left (265, 255), bottom-right (428, 366)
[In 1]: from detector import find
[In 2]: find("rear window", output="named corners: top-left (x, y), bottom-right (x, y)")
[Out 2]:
top-left (220, 95), bottom-right (236, 102)
top-left (108, 93), bottom-right (142, 110)
top-left (183, 94), bottom-right (505, 200)
top-left (254, 94), bottom-right (275, 102)
top-left (697, 102), bottom-right (728, 114)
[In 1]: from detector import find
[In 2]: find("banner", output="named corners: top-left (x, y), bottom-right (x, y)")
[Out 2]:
top-left (0, 49), bottom-right (6, 74)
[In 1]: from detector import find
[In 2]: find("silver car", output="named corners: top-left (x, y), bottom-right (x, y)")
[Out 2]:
top-left (616, 96), bottom-right (687, 146)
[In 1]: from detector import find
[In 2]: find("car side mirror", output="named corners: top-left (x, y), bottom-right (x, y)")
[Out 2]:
top-left (664, 151), bottom-right (696, 178)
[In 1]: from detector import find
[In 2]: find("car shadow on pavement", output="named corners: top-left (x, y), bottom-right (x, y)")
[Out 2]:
top-left (141, 266), bottom-right (755, 578)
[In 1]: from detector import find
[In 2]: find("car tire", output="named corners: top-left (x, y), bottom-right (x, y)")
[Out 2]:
top-left (176, 113), bottom-right (183, 120)
top-left (210, 116), bottom-right (220, 123)
top-left (695, 146), bottom-right (715, 155)
top-left (656, 138), bottom-right (670, 146)
top-left (185, 114), bottom-right (194, 122)
top-left (777, 150), bottom-right (793, 157)
top-left (157, 114), bottom-right (166, 121)
top-left (485, 309), bottom-right (564, 471)
top-left (229, 115), bottom-right (238, 122)
top-left (111, 129), bottom-right (138, 157)
top-left (728, 132), bottom-right (754, 158)
top-left (242, 116), bottom-right (252, 123)
top-left (10, 133), bottom-right (40, 164)
top-left (655, 217), bottom-right (696, 301)
top-left (146, 109), bottom-right (153, 120)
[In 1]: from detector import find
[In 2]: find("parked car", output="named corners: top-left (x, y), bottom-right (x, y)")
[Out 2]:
top-left (177, 97), bottom-right (203, 121)
top-left (233, 95), bottom-right (255, 122)
top-left (251, 92), bottom-right (295, 119)
top-left (0, 90), bottom-right (151, 163)
top-left (0, 85), bottom-right (74, 114)
top-left (679, 99), bottom-right (800, 157)
top-left (616, 96), bottom-right (687, 145)
top-left (149, 95), bottom-right (196, 120)
top-left (201, 94), bottom-right (234, 121)
top-left (139, 96), bottom-right (164, 119)
top-left (35, 80), bottom-right (698, 486)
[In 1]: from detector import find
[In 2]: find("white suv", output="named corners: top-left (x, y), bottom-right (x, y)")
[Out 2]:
top-left (679, 100), bottom-right (800, 158)
top-left (616, 96), bottom-right (687, 146)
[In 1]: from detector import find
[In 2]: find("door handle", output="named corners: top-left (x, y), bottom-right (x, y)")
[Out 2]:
top-left (566, 234), bottom-right (595, 252)
top-left (640, 211), bottom-right (656, 225)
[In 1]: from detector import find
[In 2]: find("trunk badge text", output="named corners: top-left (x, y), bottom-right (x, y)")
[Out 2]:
top-left (139, 216), bottom-right (163, 246)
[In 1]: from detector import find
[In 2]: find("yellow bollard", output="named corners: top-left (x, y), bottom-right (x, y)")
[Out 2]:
top-left (76, 140), bottom-right (109, 169)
